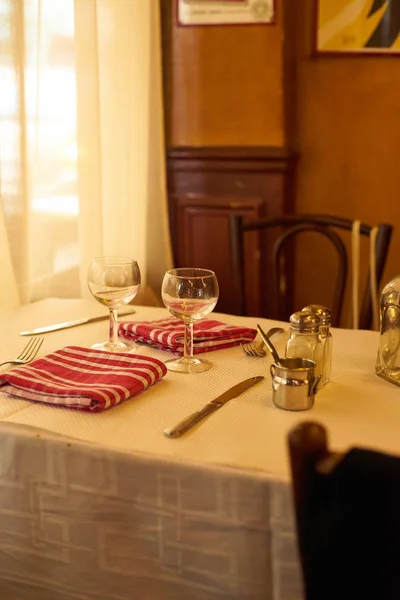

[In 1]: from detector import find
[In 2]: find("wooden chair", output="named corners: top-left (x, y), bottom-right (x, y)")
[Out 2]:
top-left (287, 421), bottom-right (400, 600)
top-left (229, 214), bottom-right (393, 329)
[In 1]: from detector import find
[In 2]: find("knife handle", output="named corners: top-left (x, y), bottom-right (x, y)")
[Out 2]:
top-left (164, 403), bottom-right (219, 438)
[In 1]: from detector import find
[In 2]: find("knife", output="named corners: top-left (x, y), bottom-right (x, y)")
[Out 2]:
top-left (163, 375), bottom-right (264, 438)
top-left (19, 309), bottom-right (136, 336)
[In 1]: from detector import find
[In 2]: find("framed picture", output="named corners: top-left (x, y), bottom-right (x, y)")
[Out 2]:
top-left (315, 0), bottom-right (400, 55)
top-left (177, 0), bottom-right (275, 27)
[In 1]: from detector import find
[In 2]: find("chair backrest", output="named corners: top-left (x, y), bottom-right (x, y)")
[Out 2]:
top-left (287, 421), bottom-right (400, 600)
top-left (229, 213), bottom-right (393, 329)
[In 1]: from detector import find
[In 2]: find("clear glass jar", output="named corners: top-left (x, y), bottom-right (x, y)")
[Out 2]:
top-left (285, 311), bottom-right (323, 379)
top-left (376, 276), bottom-right (400, 386)
top-left (302, 304), bottom-right (332, 388)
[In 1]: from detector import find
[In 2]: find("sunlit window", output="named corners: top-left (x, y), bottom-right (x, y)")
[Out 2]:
top-left (0, 0), bottom-right (79, 299)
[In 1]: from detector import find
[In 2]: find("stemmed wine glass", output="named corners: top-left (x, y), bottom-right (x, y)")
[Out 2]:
top-left (161, 268), bottom-right (219, 373)
top-left (87, 256), bottom-right (141, 352)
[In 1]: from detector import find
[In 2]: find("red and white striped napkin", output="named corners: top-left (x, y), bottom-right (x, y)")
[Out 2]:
top-left (0, 346), bottom-right (167, 412)
top-left (119, 317), bottom-right (257, 354)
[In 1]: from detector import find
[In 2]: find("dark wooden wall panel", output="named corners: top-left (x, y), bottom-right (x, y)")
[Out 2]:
top-left (161, 0), bottom-right (286, 147)
top-left (167, 148), bottom-right (296, 316)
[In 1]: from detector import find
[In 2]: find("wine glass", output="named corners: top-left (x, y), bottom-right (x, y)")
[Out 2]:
top-left (161, 267), bottom-right (219, 373)
top-left (87, 256), bottom-right (141, 352)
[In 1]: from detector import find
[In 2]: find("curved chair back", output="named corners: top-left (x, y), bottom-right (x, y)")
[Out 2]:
top-left (229, 213), bottom-right (393, 328)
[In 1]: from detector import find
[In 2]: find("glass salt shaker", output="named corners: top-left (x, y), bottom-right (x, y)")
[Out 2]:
top-left (285, 310), bottom-right (323, 379)
top-left (302, 304), bottom-right (332, 388)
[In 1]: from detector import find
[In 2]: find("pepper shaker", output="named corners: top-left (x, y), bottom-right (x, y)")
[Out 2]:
top-left (302, 304), bottom-right (332, 388)
top-left (285, 311), bottom-right (323, 379)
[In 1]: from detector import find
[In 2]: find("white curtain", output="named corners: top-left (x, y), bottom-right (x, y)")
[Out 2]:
top-left (0, 0), bottom-right (173, 311)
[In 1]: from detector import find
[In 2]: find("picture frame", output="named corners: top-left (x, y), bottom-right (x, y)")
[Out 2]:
top-left (177, 0), bottom-right (275, 27)
top-left (314, 0), bottom-right (400, 55)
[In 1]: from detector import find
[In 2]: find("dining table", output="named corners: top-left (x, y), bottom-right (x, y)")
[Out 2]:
top-left (0, 297), bottom-right (399, 600)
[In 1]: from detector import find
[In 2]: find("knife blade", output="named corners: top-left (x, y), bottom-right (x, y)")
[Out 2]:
top-left (19, 309), bottom-right (136, 336)
top-left (163, 375), bottom-right (264, 438)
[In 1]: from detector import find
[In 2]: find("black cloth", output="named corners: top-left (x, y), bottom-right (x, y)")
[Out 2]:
top-left (303, 448), bottom-right (400, 600)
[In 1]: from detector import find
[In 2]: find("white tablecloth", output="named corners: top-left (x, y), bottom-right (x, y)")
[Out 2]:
top-left (0, 298), bottom-right (397, 600)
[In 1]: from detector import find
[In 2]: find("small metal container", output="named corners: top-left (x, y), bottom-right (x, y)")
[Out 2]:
top-left (270, 357), bottom-right (319, 411)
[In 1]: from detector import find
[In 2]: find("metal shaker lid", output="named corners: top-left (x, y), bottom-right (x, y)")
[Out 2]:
top-left (289, 310), bottom-right (321, 333)
top-left (302, 304), bottom-right (332, 326)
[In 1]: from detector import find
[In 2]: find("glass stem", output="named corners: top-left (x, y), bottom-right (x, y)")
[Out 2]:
top-left (183, 321), bottom-right (194, 360)
top-left (109, 309), bottom-right (119, 346)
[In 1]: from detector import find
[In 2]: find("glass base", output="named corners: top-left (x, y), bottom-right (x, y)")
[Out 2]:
top-left (91, 339), bottom-right (134, 353)
top-left (376, 366), bottom-right (400, 387)
top-left (165, 356), bottom-right (213, 373)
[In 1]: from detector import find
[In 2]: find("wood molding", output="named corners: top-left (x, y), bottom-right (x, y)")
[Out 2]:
top-left (167, 146), bottom-right (297, 172)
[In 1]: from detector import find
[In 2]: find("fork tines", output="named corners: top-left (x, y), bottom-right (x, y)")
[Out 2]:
top-left (19, 337), bottom-right (44, 361)
top-left (241, 341), bottom-right (266, 357)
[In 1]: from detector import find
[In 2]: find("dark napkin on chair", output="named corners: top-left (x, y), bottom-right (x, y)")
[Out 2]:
top-left (0, 346), bottom-right (167, 412)
top-left (305, 447), bottom-right (400, 600)
top-left (119, 317), bottom-right (257, 354)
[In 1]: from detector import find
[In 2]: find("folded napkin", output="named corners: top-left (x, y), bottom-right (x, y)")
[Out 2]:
top-left (0, 346), bottom-right (167, 412)
top-left (119, 317), bottom-right (257, 354)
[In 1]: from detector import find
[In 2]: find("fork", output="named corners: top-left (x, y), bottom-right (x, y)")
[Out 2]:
top-left (241, 327), bottom-right (284, 357)
top-left (0, 337), bottom-right (44, 368)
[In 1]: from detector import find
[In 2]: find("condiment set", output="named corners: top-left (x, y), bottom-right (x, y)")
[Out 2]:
top-left (260, 304), bottom-right (333, 412)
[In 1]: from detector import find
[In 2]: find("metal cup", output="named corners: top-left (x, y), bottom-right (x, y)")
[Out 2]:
top-left (270, 357), bottom-right (319, 411)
